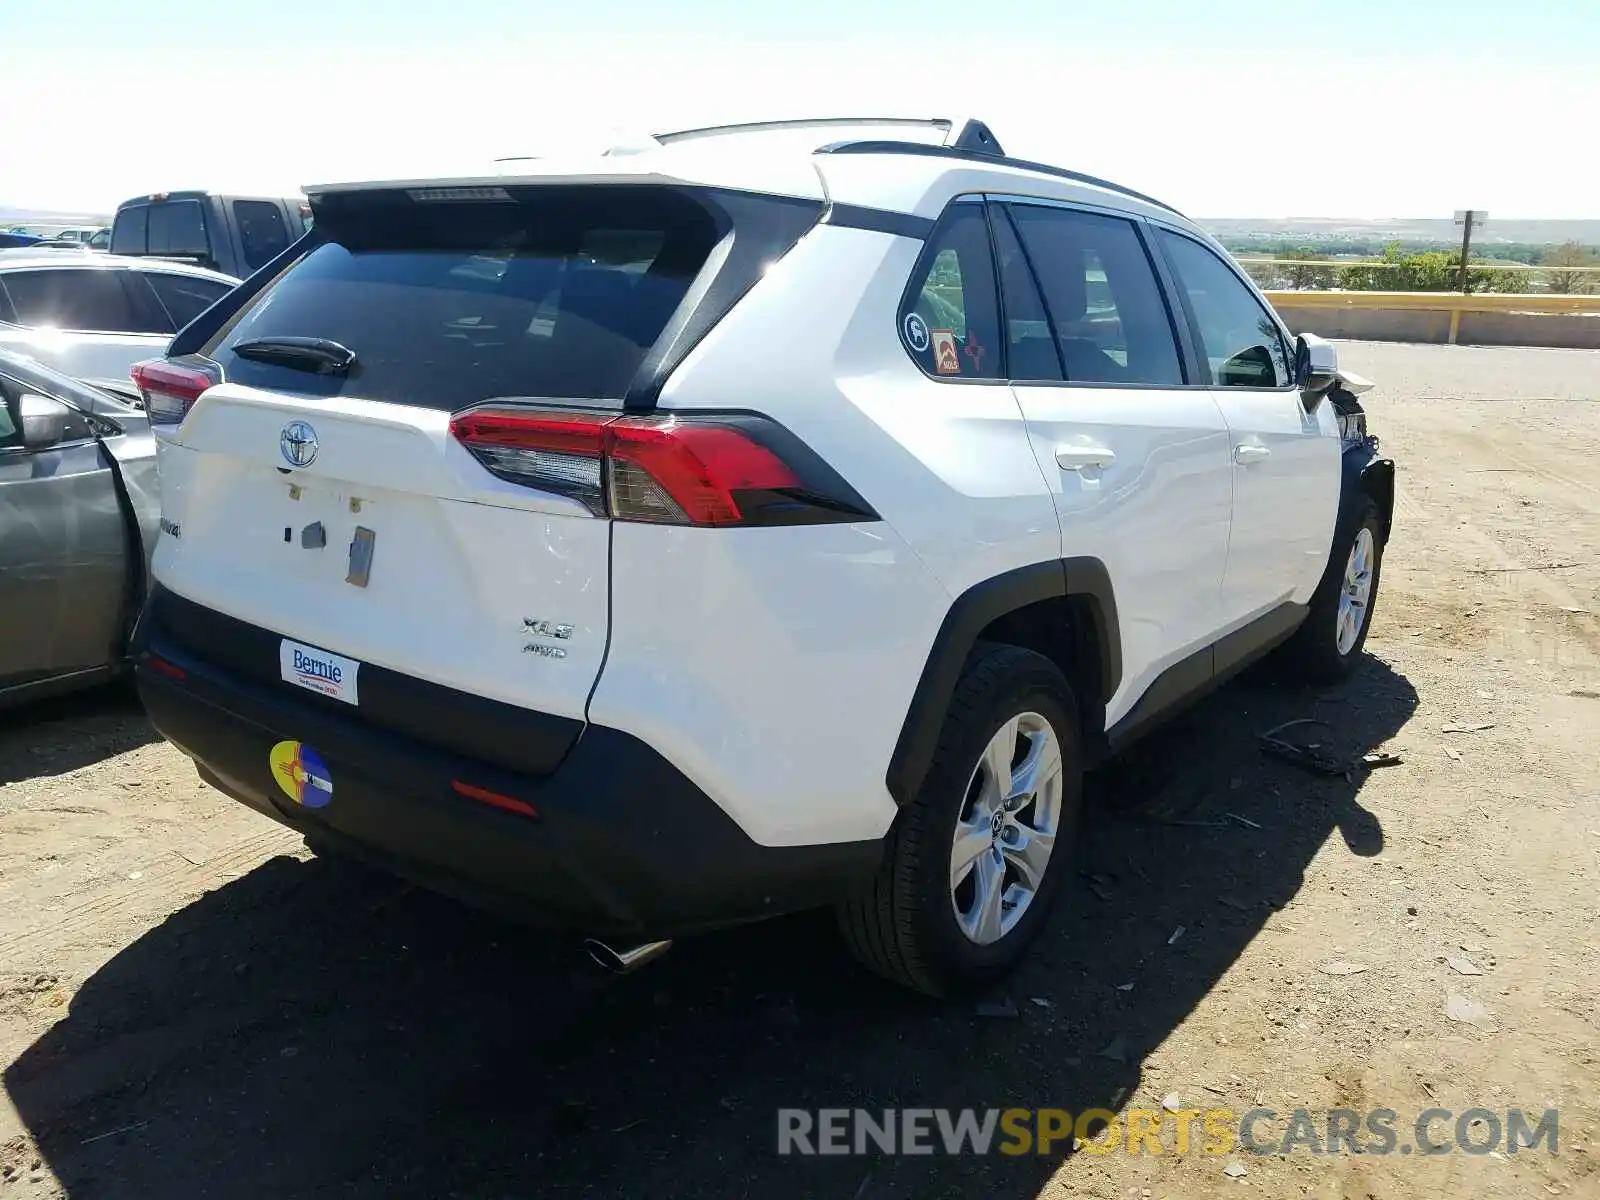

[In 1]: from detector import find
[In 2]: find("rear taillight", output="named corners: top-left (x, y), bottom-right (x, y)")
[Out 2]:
top-left (449, 407), bottom-right (875, 528)
top-left (131, 359), bottom-right (216, 424)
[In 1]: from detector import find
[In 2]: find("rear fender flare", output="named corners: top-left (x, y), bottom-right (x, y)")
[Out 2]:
top-left (885, 559), bottom-right (1119, 806)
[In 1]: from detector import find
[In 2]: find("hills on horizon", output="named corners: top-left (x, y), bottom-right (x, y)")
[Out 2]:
top-left (1, 205), bottom-right (112, 226)
top-left (1198, 216), bottom-right (1600, 247)
top-left (7, 204), bottom-right (1598, 249)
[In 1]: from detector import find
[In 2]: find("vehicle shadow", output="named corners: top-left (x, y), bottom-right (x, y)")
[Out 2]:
top-left (0, 684), bottom-right (158, 787)
top-left (4, 657), bottom-right (1416, 1199)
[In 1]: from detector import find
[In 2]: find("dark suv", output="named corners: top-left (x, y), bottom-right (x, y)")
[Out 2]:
top-left (110, 193), bottom-right (312, 280)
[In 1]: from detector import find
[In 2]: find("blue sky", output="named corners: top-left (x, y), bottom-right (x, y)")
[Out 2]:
top-left (9, 0), bottom-right (1598, 217)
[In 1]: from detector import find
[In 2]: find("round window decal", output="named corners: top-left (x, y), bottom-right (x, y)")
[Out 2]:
top-left (903, 312), bottom-right (930, 353)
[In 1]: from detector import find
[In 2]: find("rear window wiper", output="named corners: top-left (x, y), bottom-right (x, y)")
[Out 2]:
top-left (231, 336), bottom-right (357, 376)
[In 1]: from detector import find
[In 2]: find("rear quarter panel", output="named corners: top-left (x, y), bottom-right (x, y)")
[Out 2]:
top-left (590, 225), bottom-right (1062, 847)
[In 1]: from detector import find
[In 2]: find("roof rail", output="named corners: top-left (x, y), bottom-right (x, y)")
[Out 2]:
top-left (815, 141), bottom-right (1182, 216)
top-left (647, 116), bottom-right (1005, 156)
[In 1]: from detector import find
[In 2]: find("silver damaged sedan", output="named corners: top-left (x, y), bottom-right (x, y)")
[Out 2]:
top-left (0, 348), bottom-right (159, 706)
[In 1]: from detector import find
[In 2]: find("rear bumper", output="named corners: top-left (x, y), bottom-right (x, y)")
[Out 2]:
top-left (134, 620), bottom-right (881, 939)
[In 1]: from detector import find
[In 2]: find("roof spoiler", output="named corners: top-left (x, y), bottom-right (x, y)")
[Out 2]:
top-left (613, 116), bottom-right (1005, 157)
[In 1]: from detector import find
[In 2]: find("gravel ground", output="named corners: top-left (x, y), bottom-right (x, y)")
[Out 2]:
top-left (2, 341), bottom-right (1597, 1199)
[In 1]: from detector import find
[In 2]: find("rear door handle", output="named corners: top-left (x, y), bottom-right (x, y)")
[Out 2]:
top-left (1055, 445), bottom-right (1116, 471)
top-left (1234, 444), bottom-right (1271, 464)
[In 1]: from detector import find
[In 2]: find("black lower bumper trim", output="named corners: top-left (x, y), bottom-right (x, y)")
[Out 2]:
top-left (142, 585), bottom-right (583, 779)
top-left (135, 642), bottom-right (881, 939)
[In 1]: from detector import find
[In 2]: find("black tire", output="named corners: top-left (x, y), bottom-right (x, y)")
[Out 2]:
top-left (837, 644), bottom-right (1083, 996)
top-left (1282, 498), bottom-right (1385, 684)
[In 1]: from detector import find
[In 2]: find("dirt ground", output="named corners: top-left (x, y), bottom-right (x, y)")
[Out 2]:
top-left (2, 341), bottom-right (1597, 1199)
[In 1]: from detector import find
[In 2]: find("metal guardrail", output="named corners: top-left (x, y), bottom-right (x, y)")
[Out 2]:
top-left (1264, 291), bottom-right (1600, 311)
top-left (1263, 288), bottom-right (1600, 346)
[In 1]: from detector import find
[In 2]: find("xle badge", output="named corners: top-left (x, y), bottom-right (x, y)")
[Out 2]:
top-left (269, 741), bottom-right (334, 808)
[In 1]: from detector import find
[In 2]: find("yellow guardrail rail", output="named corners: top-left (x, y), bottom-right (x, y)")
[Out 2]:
top-left (1263, 290), bottom-right (1600, 345)
top-left (1264, 291), bottom-right (1600, 311)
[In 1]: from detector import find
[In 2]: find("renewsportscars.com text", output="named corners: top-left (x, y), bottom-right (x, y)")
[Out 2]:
top-left (777, 1106), bottom-right (1558, 1157)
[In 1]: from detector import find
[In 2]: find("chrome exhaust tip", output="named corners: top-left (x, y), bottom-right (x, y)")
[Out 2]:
top-left (584, 937), bottom-right (673, 974)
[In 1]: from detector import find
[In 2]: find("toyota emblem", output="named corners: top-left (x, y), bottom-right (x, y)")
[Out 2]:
top-left (280, 420), bottom-right (319, 468)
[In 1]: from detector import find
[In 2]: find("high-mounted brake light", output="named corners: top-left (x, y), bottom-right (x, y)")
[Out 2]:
top-left (131, 359), bottom-right (215, 425)
top-left (406, 186), bottom-right (513, 203)
top-left (448, 407), bottom-right (874, 528)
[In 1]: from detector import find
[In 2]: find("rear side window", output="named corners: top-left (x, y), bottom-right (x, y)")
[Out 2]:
top-left (1005, 204), bottom-right (1183, 386)
top-left (0, 269), bottom-right (157, 333)
top-left (233, 200), bottom-right (290, 271)
top-left (111, 205), bottom-right (148, 254)
top-left (898, 203), bottom-right (1003, 381)
top-left (145, 272), bottom-right (233, 328)
top-left (1156, 230), bottom-right (1290, 387)
top-left (209, 186), bottom-right (739, 410)
top-left (147, 201), bottom-right (210, 258)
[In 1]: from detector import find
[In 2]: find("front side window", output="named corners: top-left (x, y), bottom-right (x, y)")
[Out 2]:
top-left (0, 269), bottom-right (155, 333)
top-left (1005, 204), bottom-right (1183, 386)
top-left (1157, 230), bottom-right (1291, 387)
top-left (899, 203), bottom-right (1003, 381)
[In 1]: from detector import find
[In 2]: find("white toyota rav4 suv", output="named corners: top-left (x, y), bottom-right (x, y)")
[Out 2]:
top-left (132, 117), bottom-right (1394, 995)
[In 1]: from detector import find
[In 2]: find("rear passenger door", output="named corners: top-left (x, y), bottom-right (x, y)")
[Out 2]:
top-left (893, 198), bottom-right (1066, 592)
top-left (1153, 228), bottom-right (1339, 623)
top-left (997, 200), bottom-right (1235, 730)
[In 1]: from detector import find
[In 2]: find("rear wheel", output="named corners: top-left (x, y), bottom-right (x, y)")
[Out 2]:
top-left (1282, 499), bottom-right (1385, 683)
top-left (838, 644), bottom-right (1082, 996)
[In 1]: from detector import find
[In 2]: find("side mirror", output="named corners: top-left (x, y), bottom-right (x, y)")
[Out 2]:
top-left (19, 393), bottom-right (90, 450)
top-left (1295, 332), bottom-right (1339, 412)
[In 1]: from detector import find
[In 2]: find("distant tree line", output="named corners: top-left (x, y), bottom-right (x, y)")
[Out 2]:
top-left (1230, 240), bottom-right (1600, 294)
top-left (1216, 236), bottom-right (1585, 266)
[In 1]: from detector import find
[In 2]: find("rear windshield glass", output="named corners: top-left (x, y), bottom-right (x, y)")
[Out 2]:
top-left (208, 186), bottom-right (727, 410)
top-left (148, 201), bottom-right (209, 257)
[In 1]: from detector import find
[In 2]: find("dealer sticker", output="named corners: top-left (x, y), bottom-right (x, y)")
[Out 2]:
top-left (279, 639), bottom-right (360, 705)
